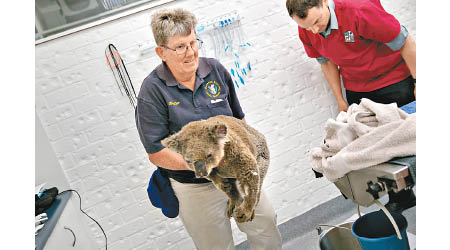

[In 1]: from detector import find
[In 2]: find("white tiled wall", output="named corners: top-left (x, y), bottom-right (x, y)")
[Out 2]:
top-left (35, 0), bottom-right (415, 249)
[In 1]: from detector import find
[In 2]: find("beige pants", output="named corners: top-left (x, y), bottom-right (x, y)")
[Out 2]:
top-left (170, 179), bottom-right (282, 250)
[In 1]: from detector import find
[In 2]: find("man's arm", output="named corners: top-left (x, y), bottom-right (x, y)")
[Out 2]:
top-left (400, 35), bottom-right (416, 79)
top-left (148, 148), bottom-right (190, 171)
top-left (320, 60), bottom-right (348, 112)
top-left (400, 34), bottom-right (416, 97)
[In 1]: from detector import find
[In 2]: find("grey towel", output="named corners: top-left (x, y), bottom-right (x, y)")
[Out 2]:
top-left (310, 98), bottom-right (416, 182)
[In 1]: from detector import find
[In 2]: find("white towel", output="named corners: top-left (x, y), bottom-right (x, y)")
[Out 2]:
top-left (310, 98), bottom-right (416, 182)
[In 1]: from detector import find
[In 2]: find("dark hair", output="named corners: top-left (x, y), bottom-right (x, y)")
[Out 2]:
top-left (286, 0), bottom-right (323, 19)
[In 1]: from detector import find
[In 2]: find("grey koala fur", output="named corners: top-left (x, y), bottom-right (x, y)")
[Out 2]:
top-left (161, 115), bottom-right (270, 223)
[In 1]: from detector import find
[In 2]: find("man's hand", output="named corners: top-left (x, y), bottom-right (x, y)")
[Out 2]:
top-left (320, 61), bottom-right (348, 113)
top-left (338, 100), bottom-right (349, 112)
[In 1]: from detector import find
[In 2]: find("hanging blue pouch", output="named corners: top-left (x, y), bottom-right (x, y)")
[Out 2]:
top-left (147, 168), bottom-right (179, 218)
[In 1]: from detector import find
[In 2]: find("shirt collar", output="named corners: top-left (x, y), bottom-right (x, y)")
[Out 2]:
top-left (320, 0), bottom-right (339, 38)
top-left (156, 57), bottom-right (212, 87)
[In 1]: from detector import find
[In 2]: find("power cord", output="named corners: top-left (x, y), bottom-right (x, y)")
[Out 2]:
top-left (63, 226), bottom-right (76, 247)
top-left (58, 189), bottom-right (107, 250)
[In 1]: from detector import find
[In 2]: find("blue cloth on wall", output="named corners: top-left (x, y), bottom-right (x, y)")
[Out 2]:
top-left (147, 168), bottom-right (179, 218)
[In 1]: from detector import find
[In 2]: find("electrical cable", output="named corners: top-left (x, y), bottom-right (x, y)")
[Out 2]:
top-left (105, 44), bottom-right (137, 109)
top-left (63, 226), bottom-right (76, 247)
top-left (58, 189), bottom-right (108, 250)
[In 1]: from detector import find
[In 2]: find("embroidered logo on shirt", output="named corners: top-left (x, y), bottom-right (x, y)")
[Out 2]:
top-left (168, 101), bottom-right (180, 106)
top-left (344, 31), bottom-right (355, 43)
top-left (205, 81), bottom-right (221, 98)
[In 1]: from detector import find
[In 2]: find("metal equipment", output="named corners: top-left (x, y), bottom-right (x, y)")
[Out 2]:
top-left (334, 161), bottom-right (415, 207)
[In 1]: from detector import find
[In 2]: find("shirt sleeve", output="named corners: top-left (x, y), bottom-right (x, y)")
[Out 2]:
top-left (135, 96), bottom-right (169, 154)
top-left (213, 59), bottom-right (245, 119)
top-left (385, 25), bottom-right (409, 51)
top-left (316, 57), bottom-right (330, 64)
top-left (298, 26), bottom-right (322, 58)
top-left (355, 0), bottom-right (401, 43)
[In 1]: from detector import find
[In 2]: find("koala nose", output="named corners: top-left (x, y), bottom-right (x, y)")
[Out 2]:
top-left (194, 160), bottom-right (207, 178)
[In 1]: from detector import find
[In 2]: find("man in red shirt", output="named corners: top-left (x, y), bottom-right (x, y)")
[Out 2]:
top-left (286, 0), bottom-right (416, 112)
top-left (286, 0), bottom-right (416, 213)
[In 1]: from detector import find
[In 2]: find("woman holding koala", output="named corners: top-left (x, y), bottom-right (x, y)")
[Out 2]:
top-left (135, 8), bottom-right (282, 250)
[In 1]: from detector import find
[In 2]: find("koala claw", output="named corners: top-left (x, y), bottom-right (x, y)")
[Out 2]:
top-left (226, 200), bottom-right (235, 218)
top-left (233, 206), bottom-right (255, 223)
top-left (222, 182), bottom-right (232, 193)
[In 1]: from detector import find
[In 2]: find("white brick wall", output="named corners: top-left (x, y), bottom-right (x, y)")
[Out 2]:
top-left (35, 0), bottom-right (415, 249)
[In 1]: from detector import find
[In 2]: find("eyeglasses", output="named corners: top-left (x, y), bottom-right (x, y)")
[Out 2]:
top-left (161, 39), bottom-right (203, 55)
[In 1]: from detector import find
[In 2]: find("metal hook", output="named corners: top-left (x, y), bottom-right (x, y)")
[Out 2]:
top-left (315, 224), bottom-right (353, 236)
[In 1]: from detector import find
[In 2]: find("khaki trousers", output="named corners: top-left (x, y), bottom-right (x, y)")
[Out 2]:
top-left (170, 179), bottom-right (282, 250)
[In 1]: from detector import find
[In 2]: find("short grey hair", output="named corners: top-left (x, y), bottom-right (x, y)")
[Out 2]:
top-left (150, 8), bottom-right (198, 46)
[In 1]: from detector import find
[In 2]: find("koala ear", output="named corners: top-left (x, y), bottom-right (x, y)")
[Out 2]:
top-left (213, 123), bottom-right (227, 138)
top-left (161, 133), bottom-right (182, 153)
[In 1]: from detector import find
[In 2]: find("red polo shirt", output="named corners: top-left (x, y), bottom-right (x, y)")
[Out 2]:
top-left (298, 0), bottom-right (411, 92)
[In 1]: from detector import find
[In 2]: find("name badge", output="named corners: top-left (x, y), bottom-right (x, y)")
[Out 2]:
top-left (211, 99), bottom-right (223, 104)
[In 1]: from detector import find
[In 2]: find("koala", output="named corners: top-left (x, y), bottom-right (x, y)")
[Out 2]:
top-left (161, 115), bottom-right (270, 223)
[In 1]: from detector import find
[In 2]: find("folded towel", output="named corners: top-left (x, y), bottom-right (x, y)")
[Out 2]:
top-left (310, 98), bottom-right (416, 182)
top-left (326, 115), bottom-right (416, 181)
top-left (322, 118), bottom-right (358, 153)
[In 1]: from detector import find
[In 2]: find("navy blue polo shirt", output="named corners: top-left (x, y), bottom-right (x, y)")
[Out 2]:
top-left (135, 57), bottom-right (245, 183)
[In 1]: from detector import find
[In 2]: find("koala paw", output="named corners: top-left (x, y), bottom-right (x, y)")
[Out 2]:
top-left (233, 205), bottom-right (255, 223)
top-left (226, 200), bottom-right (235, 218)
top-left (221, 181), bottom-right (232, 193)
